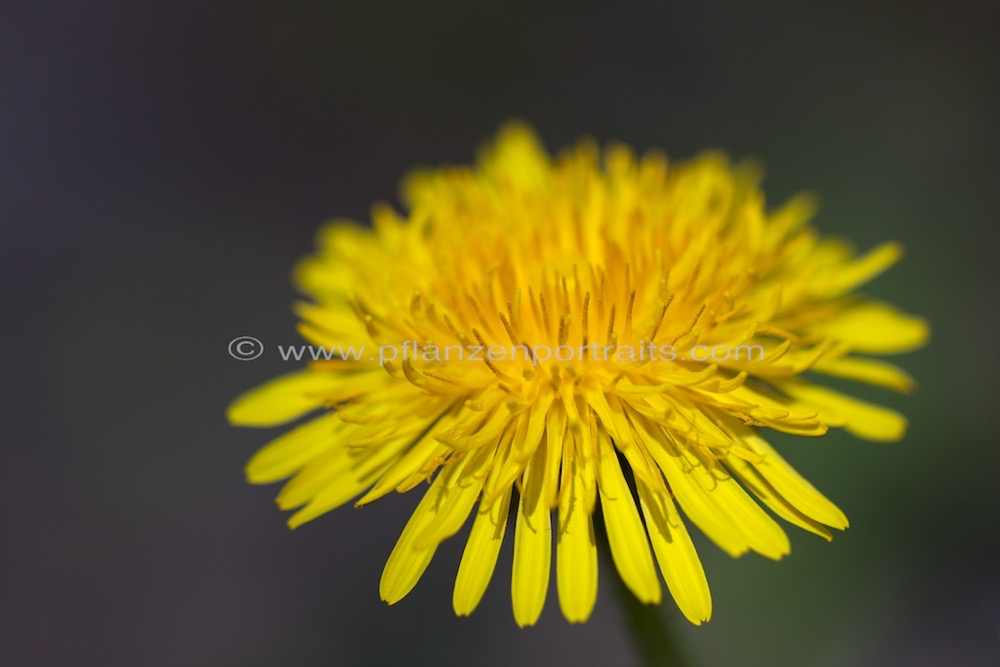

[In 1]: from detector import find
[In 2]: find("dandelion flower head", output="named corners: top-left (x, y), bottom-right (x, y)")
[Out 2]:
top-left (229, 123), bottom-right (928, 626)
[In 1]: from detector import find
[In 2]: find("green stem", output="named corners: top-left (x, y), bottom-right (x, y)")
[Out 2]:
top-left (596, 514), bottom-right (692, 667)
top-left (611, 571), bottom-right (689, 667)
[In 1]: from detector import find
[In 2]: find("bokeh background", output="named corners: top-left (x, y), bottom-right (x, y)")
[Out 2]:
top-left (2, 2), bottom-right (997, 666)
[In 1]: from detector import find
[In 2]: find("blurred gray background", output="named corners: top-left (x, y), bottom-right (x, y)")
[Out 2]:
top-left (2, 2), bottom-right (997, 666)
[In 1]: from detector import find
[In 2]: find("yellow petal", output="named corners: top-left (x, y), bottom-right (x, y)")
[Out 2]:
top-left (820, 241), bottom-right (902, 296)
top-left (596, 429), bottom-right (661, 604)
top-left (811, 355), bottom-right (915, 392)
top-left (414, 449), bottom-right (490, 549)
top-left (453, 489), bottom-right (512, 616)
top-left (765, 193), bottom-right (817, 246)
top-left (244, 413), bottom-right (342, 484)
top-left (287, 443), bottom-right (404, 529)
top-left (726, 454), bottom-right (835, 541)
top-left (276, 445), bottom-right (353, 509)
top-left (511, 445), bottom-right (552, 627)
top-left (693, 385), bottom-right (830, 436)
top-left (636, 480), bottom-right (712, 624)
top-left (293, 301), bottom-right (371, 348)
top-left (808, 301), bottom-right (929, 354)
top-left (543, 408), bottom-right (566, 509)
top-left (556, 454), bottom-right (598, 623)
top-left (480, 121), bottom-right (550, 190)
top-left (293, 222), bottom-right (371, 296)
top-left (733, 426), bottom-right (848, 529)
top-left (227, 371), bottom-right (344, 427)
top-left (354, 422), bottom-right (449, 506)
top-left (380, 459), bottom-right (466, 604)
top-left (779, 381), bottom-right (907, 442)
top-left (513, 390), bottom-right (554, 461)
top-left (632, 416), bottom-right (748, 558)
top-left (702, 459), bottom-right (790, 560)
top-left (636, 411), bottom-right (789, 559)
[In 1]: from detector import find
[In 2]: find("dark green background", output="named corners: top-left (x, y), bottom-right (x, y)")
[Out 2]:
top-left (3, 2), bottom-right (996, 666)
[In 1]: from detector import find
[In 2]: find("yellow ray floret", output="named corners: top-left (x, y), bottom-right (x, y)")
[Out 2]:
top-left (229, 122), bottom-right (927, 625)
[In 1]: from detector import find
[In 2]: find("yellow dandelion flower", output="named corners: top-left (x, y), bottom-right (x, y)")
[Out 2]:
top-left (228, 123), bottom-right (928, 626)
